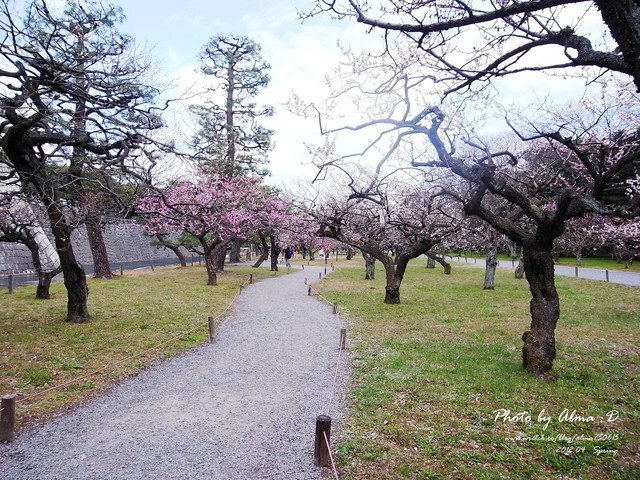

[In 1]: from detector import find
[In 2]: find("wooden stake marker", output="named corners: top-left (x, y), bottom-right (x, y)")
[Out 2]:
top-left (249, 274), bottom-right (253, 284)
top-left (0, 394), bottom-right (16, 443)
top-left (314, 414), bottom-right (332, 467)
top-left (208, 316), bottom-right (216, 343)
top-left (7, 275), bottom-right (13, 294)
top-left (339, 328), bottom-right (347, 350)
top-left (308, 286), bottom-right (312, 296)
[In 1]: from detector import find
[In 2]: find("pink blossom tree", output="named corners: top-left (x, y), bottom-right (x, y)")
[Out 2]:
top-left (138, 173), bottom-right (275, 285)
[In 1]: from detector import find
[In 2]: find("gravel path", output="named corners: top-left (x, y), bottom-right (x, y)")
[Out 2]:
top-left (0, 264), bottom-right (349, 479)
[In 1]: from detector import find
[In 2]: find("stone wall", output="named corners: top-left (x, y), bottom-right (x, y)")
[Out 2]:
top-left (0, 221), bottom-right (182, 274)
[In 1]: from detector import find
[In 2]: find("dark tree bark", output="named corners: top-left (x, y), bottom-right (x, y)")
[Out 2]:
top-left (229, 238), bottom-right (242, 263)
top-left (362, 250), bottom-right (376, 280)
top-left (483, 246), bottom-right (498, 290)
top-left (252, 234), bottom-right (270, 268)
top-left (521, 245), bottom-right (560, 380)
top-left (203, 241), bottom-right (229, 286)
top-left (594, 0), bottom-right (640, 91)
top-left (426, 251), bottom-right (451, 274)
top-left (345, 245), bottom-right (354, 260)
top-left (269, 235), bottom-right (279, 272)
top-left (86, 223), bottom-right (112, 279)
top-left (48, 204), bottom-right (90, 323)
top-left (154, 234), bottom-right (187, 267)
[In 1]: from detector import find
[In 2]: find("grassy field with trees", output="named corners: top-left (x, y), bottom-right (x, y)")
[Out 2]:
top-left (1, 258), bottom-right (638, 479)
top-left (315, 259), bottom-right (639, 480)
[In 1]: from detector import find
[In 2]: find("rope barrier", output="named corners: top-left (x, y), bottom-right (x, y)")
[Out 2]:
top-left (307, 275), bottom-right (345, 480)
top-left (323, 430), bottom-right (340, 479)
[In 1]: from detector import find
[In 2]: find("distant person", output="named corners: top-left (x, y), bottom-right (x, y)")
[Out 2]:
top-left (284, 247), bottom-right (292, 267)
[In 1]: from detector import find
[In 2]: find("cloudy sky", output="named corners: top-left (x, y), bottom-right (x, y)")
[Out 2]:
top-left (105, 0), bottom-right (374, 188)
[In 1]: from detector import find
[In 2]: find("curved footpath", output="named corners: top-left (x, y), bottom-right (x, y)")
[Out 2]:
top-left (0, 264), bottom-right (349, 480)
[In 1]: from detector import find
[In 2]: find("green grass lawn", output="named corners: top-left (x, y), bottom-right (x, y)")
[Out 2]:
top-left (0, 264), bottom-right (278, 429)
top-left (315, 260), bottom-right (639, 480)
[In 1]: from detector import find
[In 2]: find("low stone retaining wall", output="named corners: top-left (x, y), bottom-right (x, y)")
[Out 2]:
top-left (0, 221), bottom-right (180, 274)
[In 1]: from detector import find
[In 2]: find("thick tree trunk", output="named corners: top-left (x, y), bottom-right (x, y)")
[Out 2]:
top-left (229, 238), bottom-right (242, 263)
top-left (269, 235), bottom-right (279, 272)
top-left (382, 257), bottom-right (403, 304)
top-left (51, 219), bottom-right (90, 322)
top-left (203, 240), bottom-right (228, 286)
top-left (215, 243), bottom-right (227, 271)
top-left (363, 251), bottom-right (376, 280)
top-left (595, 0), bottom-right (640, 91)
top-left (87, 223), bottom-right (112, 279)
top-left (521, 246), bottom-right (560, 380)
top-left (36, 267), bottom-right (62, 299)
top-left (205, 252), bottom-right (218, 286)
top-left (483, 246), bottom-right (498, 290)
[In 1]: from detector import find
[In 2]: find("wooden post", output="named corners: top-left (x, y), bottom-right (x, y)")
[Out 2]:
top-left (191, 254), bottom-right (194, 266)
top-left (302, 265), bottom-right (305, 270)
top-left (324, 267), bottom-right (327, 275)
top-left (120, 264), bottom-right (124, 276)
top-left (208, 316), bottom-right (215, 343)
top-left (304, 278), bottom-right (307, 285)
top-left (332, 302), bottom-right (338, 314)
top-left (318, 272), bottom-right (322, 279)
top-left (150, 262), bottom-right (155, 271)
top-left (605, 269), bottom-right (610, 282)
top-left (314, 414), bottom-right (332, 467)
top-left (7, 275), bottom-right (13, 294)
top-left (249, 274), bottom-right (253, 284)
top-left (238, 285), bottom-right (243, 295)
top-left (308, 286), bottom-right (312, 296)
top-left (0, 394), bottom-right (16, 443)
top-left (575, 266), bottom-right (579, 278)
top-left (339, 328), bottom-right (347, 350)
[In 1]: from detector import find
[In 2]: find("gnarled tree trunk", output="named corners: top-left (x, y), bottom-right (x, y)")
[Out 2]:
top-left (269, 235), bottom-right (279, 272)
top-left (252, 234), bottom-right (270, 268)
top-left (229, 238), bottom-right (242, 263)
top-left (362, 250), bottom-right (376, 280)
top-left (87, 222), bottom-right (112, 279)
top-left (521, 246), bottom-right (559, 380)
top-left (483, 246), bottom-right (498, 290)
top-left (426, 251), bottom-right (451, 274)
top-left (204, 241), bottom-right (229, 286)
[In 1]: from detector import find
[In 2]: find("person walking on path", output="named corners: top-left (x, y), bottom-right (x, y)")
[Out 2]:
top-left (0, 265), bottom-right (348, 480)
